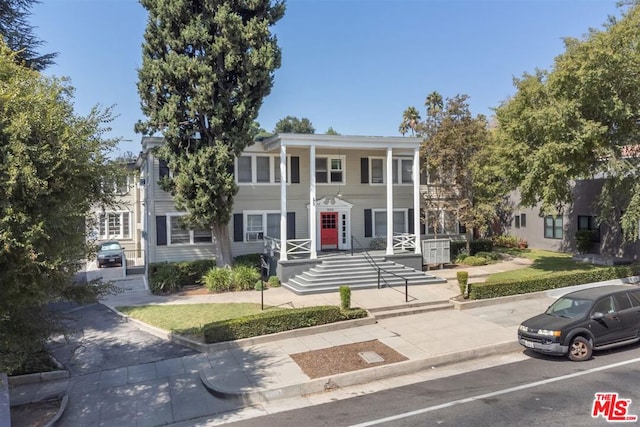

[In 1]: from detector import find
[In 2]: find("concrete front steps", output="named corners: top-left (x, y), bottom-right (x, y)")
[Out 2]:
top-left (368, 300), bottom-right (453, 320)
top-left (283, 255), bottom-right (446, 295)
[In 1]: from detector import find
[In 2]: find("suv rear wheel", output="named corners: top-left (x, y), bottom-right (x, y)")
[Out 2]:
top-left (568, 336), bottom-right (592, 361)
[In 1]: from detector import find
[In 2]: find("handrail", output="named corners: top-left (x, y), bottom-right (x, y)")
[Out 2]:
top-left (350, 235), bottom-right (412, 302)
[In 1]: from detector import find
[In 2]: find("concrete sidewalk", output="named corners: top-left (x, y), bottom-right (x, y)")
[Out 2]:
top-left (10, 258), bottom-right (576, 426)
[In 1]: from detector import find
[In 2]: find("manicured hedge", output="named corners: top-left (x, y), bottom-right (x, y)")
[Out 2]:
top-left (469, 264), bottom-right (640, 300)
top-left (202, 305), bottom-right (368, 343)
top-left (450, 239), bottom-right (494, 259)
top-left (149, 259), bottom-right (217, 294)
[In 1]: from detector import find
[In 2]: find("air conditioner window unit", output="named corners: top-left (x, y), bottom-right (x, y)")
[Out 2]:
top-left (246, 232), bottom-right (264, 242)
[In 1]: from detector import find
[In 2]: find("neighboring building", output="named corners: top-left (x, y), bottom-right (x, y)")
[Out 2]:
top-left (137, 134), bottom-right (432, 278)
top-left (506, 180), bottom-right (640, 260)
top-left (90, 160), bottom-right (144, 264)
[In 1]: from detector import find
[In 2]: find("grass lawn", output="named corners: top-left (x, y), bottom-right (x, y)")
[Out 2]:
top-left (117, 303), bottom-right (284, 336)
top-left (487, 248), bottom-right (604, 283)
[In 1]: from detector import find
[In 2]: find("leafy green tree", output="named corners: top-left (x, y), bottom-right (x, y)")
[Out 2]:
top-left (0, 45), bottom-right (118, 374)
top-left (136, 0), bottom-right (285, 266)
top-left (494, 3), bottom-right (640, 243)
top-left (273, 115), bottom-right (315, 134)
top-left (0, 0), bottom-right (56, 70)
top-left (325, 126), bottom-right (340, 135)
top-left (408, 92), bottom-right (502, 249)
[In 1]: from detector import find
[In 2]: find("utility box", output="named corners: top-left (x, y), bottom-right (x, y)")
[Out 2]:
top-left (422, 238), bottom-right (451, 268)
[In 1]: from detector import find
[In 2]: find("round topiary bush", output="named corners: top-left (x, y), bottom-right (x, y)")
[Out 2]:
top-left (459, 256), bottom-right (488, 266)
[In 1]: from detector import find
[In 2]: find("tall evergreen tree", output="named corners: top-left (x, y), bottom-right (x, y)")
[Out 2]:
top-left (0, 0), bottom-right (56, 70)
top-left (273, 115), bottom-right (315, 134)
top-left (136, 0), bottom-right (285, 265)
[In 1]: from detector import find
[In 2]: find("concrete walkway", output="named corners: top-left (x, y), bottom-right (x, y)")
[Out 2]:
top-left (11, 257), bottom-right (595, 426)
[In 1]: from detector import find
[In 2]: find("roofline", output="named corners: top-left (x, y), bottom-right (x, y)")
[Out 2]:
top-left (262, 133), bottom-right (422, 151)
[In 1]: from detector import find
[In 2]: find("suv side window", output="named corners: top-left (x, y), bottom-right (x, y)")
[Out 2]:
top-left (614, 293), bottom-right (632, 311)
top-left (592, 296), bottom-right (616, 314)
top-left (629, 290), bottom-right (640, 307)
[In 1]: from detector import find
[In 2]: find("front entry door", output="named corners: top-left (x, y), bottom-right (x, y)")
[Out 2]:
top-left (320, 212), bottom-right (338, 250)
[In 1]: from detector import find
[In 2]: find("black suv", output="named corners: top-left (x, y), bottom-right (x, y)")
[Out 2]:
top-left (518, 285), bottom-right (640, 361)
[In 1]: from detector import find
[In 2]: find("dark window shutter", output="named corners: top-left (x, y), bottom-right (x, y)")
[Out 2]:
top-left (227, 161), bottom-right (234, 178)
top-left (408, 208), bottom-right (414, 234)
top-left (233, 214), bottom-right (243, 242)
top-left (361, 158), bottom-right (369, 183)
top-left (364, 209), bottom-right (372, 237)
top-left (291, 156), bottom-right (300, 183)
top-left (420, 208), bottom-right (426, 235)
top-left (156, 216), bottom-right (167, 246)
top-left (159, 159), bottom-right (169, 179)
top-left (287, 212), bottom-right (295, 239)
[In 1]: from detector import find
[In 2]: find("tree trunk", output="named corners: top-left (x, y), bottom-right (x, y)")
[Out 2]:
top-left (465, 228), bottom-right (472, 254)
top-left (212, 222), bottom-right (233, 267)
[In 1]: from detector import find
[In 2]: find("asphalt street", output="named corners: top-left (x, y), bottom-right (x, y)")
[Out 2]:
top-left (225, 343), bottom-right (640, 427)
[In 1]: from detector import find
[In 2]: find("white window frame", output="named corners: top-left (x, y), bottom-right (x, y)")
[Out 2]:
top-left (166, 213), bottom-right (213, 245)
top-left (235, 154), bottom-right (291, 185)
top-left (243, 210), bottom-right (281, 242)
top-left (370, 157), bottom-right (413, 185)
top-left (315, 155), bottom-right (346, 185)
top-left (98, 211), bottom-right (131, 240)
top-left (369, 157), bottom-right (385, 185)
top-left (372, 208), bottom-right (408, 237)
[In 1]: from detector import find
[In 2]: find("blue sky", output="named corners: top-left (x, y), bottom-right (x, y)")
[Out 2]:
top-left (31, 0), bottom-right (623, 156)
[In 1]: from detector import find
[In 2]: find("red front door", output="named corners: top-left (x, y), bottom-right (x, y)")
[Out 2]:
top-left (321, 212), bottom-right (338, 249)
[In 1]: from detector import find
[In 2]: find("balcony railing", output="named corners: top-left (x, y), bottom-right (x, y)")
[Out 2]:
top-left (263, 236), bottom-right (312, 257)
top-left (392, 233), bottom-right (416, 251)
top-left (123, 249), bottom-right (145, 267)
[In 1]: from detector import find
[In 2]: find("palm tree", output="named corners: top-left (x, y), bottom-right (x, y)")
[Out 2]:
top-left (399, 106), bottom-right (421, 136)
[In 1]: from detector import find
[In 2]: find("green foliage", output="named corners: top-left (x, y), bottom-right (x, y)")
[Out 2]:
top-left (475, 251), bottom-right (500, 261)
top-left (203, 267), bottom-right (232, 293)
top-left (234, 253), bottom-right (262, 267)
top-left (137, 0), bottom-right (285, 266)
top-left (455, 252), bottom-right (469, 262)
top-left (0, 44), bottom-right (118, 374)
top-left (268, 275), bottom-right (281, 287)
top-left (202, 306), bottom-right (368, 343)
top-left (370, 237), bottom-right (386, 250)
top-left (575, 229), bottom-right (594, 254)
top-left (231, 264), bottom-right (261, 291)
top-left (459, 256), bottom-right (488, 266)
top-left (456, 271), bottom-right (469, 297)
top-left (494, 4), bottom-right (640, 242)
top-left (273, 116), bottom-right (315, 134)
top-left (148, 259), bottom-right (216, 294)
top-left (470, 264), bottom-right (640, 299)
top-left (339, 286), bottom-right (351, 310)
top-left (492, 234), bottom-right (519, 248)
top-left (254, 280), bottom-right (266, 291)
top-left (451, 239), bottom-right (493, 259)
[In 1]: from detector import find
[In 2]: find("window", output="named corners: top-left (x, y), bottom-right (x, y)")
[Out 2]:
top-left (515, 216), bottom-right (520, 228)
top-left (372, 209), bottom-right (407, 237)
top-left (236, 155), bottom-right (289, 184)
top-left (115, 175), bottom-right (130, 194)
top-left (316, 156), bottom-right (345, 184)
top-left (167, 214), bottom-right (212, 245)
top-left (520, 214), bottom-right (527, 228)
top-left (244, 211), bottom-right (280, 241)
top-left (370, 158), bottom-right (384, 184)
top-left (98, 212), bottom-right (131, 239)
top-left (578, 215), bottom-right (600, 242)
top-left (426, 210), bottom-right (458, 235)
top-left (544, 215), bottom-right (563, 239)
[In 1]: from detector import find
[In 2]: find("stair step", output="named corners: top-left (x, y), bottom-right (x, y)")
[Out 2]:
top-left (290, 275), bottom-right (439, 287)
top-left (371, 303), bottom-right (453, 320)
top-left (367, 300), bottom-right (451, 313)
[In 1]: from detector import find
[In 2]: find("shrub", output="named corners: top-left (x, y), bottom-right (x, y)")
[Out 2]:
top-left (268, 275), bottom-right (281, 288)
top-left (575, 230), bottom-right (594, 254)
top-left (148, 259), bottom-right (217, 294)
top-left (369, 237), bottom-right (386, 250)
top-left (455, 253), bottom-right (469, 263)
top-left (231, 264), bottom-right (261, 290)
top-left (459, 256), bottom-right (488, 266)
top-left (339, 286), bottom-right (351, 309)
top-left (475, 251), bottom-right (500, 261)
top-left (469, 264), bottom-right (640, 299)
top-left (203, 267), bottom-right (232, 292)
top-left (450, 239), bottom-right (494, 259)
top-left (254, 280), bottom-right (266, 291)
top-left (202, 306), bottom-right (368, 343)
top-left (492, 234), bottom-right (519, 248)
top-left (234, 253), bottom-right (262, 267)
top-left (456, 271), bottom-right (469, 298)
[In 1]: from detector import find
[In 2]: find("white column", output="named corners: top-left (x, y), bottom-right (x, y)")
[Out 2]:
top-left (280, 144), bottom-right (288, 261)
top-left (310, 145), bottom-right (317, 259)
top-left (413, 147), bottom-right (422, 255)
top-left (386, 146), bottom-right (394, 255)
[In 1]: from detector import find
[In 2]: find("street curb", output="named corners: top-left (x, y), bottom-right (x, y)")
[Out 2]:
top-left (200, 340), bottom-right (522, 405)
top-left (44, 394), bottom-right (68, 427)
top-left (106, 304), bottom-right (377, 353)
top-left (8, 370), bottom-right (69, 386)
